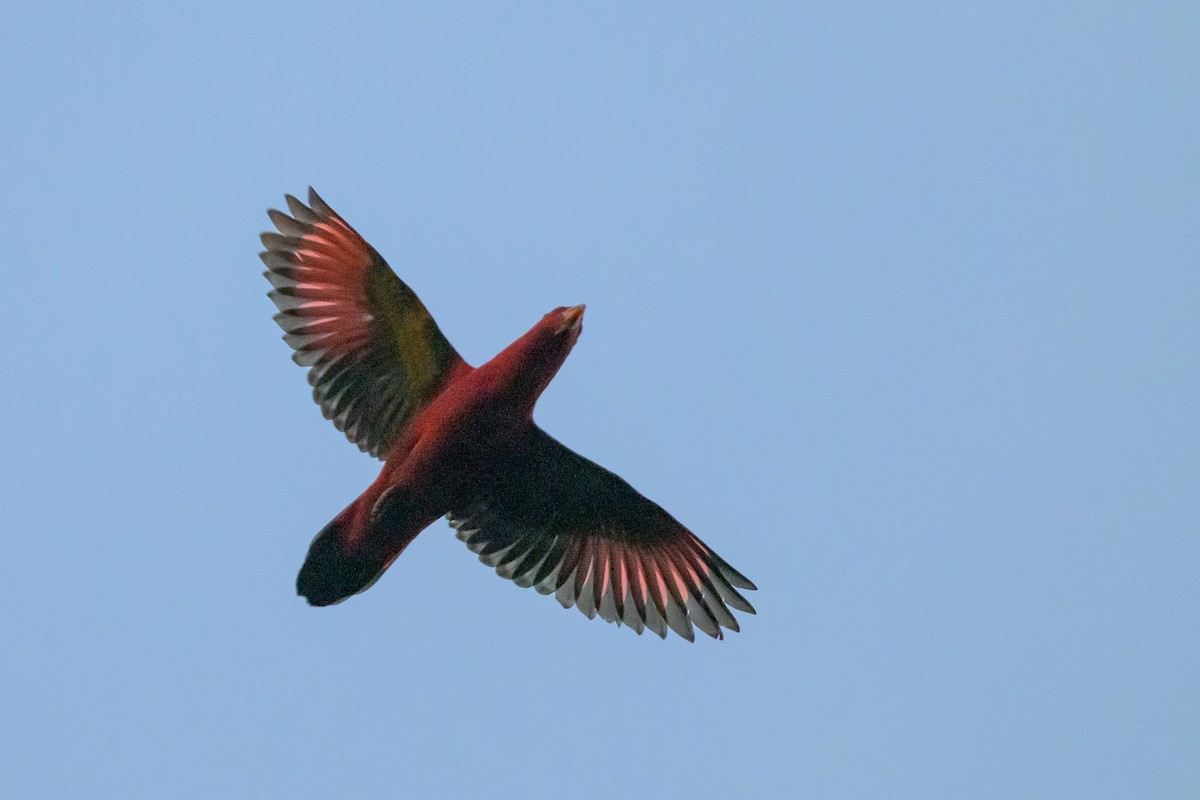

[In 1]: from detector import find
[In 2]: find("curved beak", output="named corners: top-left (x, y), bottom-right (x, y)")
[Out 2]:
top-left (559, 304), bottom-right (586, 335)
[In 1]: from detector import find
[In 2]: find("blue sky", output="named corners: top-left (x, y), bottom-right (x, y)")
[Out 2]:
top-left (3, 3), bottom-right (1197, 798)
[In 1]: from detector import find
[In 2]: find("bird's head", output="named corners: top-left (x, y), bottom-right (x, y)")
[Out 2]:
top-left (527, 303), bottom-right (585, 354)
top-left (520, 304), bottom-right (586, 383)
top-left (494, 304), bottom-right (587, 410)
top-left (548, 304), bottom-right (585, 344)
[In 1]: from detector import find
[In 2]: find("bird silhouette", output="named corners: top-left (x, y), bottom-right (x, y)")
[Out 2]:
top-left (261, 188), bottom-right (756, 640)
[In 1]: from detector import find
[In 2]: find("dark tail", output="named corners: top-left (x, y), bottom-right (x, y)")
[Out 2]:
top-left (296, 482), bottom-right (438, 606)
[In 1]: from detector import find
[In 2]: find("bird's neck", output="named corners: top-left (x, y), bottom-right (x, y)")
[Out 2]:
top-left (476, 324), bottom-right (567, 419)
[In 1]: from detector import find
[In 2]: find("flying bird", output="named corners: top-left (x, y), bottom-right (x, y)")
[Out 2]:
top-left (261, 188), bottom-right (756, 640)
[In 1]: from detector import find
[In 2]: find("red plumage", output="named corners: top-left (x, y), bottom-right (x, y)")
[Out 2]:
top-left (262, 188), bottom-right (756, 641)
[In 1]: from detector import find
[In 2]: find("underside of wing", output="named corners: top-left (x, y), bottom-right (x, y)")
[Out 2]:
top-left (447, 428), bottom-right (756, 641)
top-left (261, 188), bottom-right (467, 457)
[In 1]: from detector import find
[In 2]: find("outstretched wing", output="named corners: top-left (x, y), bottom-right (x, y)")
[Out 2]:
top-left (448, 427), bottom-right (757, 641)
top-left (261, 188), bottom-right (467, 458)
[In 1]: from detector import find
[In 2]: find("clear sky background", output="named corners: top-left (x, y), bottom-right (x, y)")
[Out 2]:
top-left (2, 3), bottom-right (1197, 798)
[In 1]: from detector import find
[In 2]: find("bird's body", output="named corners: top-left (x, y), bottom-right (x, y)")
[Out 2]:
top-left (263, 188), bottom-right (756, 640)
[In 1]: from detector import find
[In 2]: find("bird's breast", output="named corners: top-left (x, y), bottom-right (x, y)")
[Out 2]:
top-left (383, 371), bottom-right (531, 499)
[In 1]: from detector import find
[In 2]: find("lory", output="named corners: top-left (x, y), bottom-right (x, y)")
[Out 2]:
top-left (261, 188), bottom-right (756, 641)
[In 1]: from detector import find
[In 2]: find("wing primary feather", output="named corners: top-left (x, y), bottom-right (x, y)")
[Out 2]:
top-left (681, 537), bottom-right (757, 614)
top-left (495, 535), bottom-right (541, 580)
top-left (509, 538), bottom-right (556, 588)
top-left (472, 527), bottom-right (517, 559)
top-left (285, 194), bottom-right (321, 225)
top-left (552, 537), bottom-right (583, 593)
top-left (307, 186), bottom-right (336, 217)
top-left (576, 563), bottom-right (597, 620)
top-left (261, 232), bottom-right (304, 253)
top-left (555, 566), bottom-right (578, 609)
top-left (610, 549), bottom-right (628, 625)
top-left (672, 553), bottom-right (722, 639)
top-left (621, 584), bottom-right (645, 633)
top-left (268, 291), bottom-right (304, 313)
top-left (478, 537), bottom-right (521, 568)
top-left (678, 547), bottom-right (739, 631)
top-left (688, 535), bottom-right (757, 591)
top-left (528, 535), bottom-right (568, 591)
top-left (291, 349), bottom-right (323, 367)
top-left (638, 548), bottom-right (670, 623)
top-left (672, 548), bottom-right (725, 636)
top-left (627, 551), bottom-right (648, 622)
top-left (642, 596), bottom-right (669, 639)
top-left (268, 208), bottom-right (309, 237)
top-left (712, 551), bottom-right (758, 591)
top-left (706, 587), bottom-right (739, 632)
top-left (533, 563), bottom-right (562, 596)
top-left (573, 539), bottom-right (595, 607)
top-left (655, 551), bottom-right (696, 642)
top-left (598, 588), bottom-right (619, 625)
top-left (703, 559), bottom-right (757, 615)
top-left (260, 251), bottom-right (298, 272)
top-left (663, 596), bottom-right (695, 642)
top-left (686, 594), bottom-right (722, 639)
top-left (592, 538), bottom-right (609, 619)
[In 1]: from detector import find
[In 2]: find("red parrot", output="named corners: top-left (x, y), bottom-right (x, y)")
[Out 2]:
top-left (261, 188), bottom-right (756, 640)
